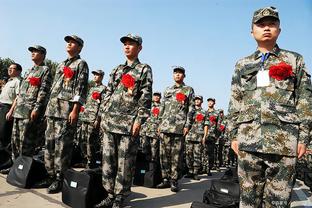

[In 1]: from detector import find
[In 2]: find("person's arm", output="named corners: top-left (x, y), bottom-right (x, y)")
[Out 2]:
top-left (6, 97), bottom-right (17, 120)
top-left (184, 87), bottom-right (195, 136)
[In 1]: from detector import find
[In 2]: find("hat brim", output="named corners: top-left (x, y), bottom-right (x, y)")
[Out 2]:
top-left (64, 36), bottom-right (83, 46)
top-left (207, 98), bottom-right (215, 102)
top-left (194, 97), bottom-right (203, 100)
top-left (120, 36), bottom-right (140, 44)
top-left (153, 93), bottom-right (161, 96)
top-left (28, 47), bottom-right (46, 54)
top-left (92, 71), bottom-right (104, 76)
top-left (253, 16), bottom-right (279, 23)
top-left (173, 68), bottom-right (185, 74)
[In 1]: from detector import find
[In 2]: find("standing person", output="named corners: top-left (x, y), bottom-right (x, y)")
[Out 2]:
top-left (11, 45), bottom-right (52, 158)
top-left (139, 92), bottom-right (162, 162)
top-left (95, 34), bottom-right (152, 208)
top-left (217, 109), bottom-right (226, 168)
top-left (227, 7), bottom-right (312, 207)
top-left (185, 95), bottom-right (206, 180)
top-left (44, 35), bottom-right (89, 194)
top-left (77, 69), bottom-right (106, 168)
top-left (0, 63), bottom-right (22, 150)
top-left (156, 66), bottom-right (195, 192)
top-left (202, 98), bottom-right (221, 176)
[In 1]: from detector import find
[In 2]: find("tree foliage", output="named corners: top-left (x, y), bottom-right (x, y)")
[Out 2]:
top-left (0, 57), bottom-right (15, 80)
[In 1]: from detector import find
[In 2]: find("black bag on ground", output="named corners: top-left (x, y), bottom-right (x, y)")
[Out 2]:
top-left (143, 161), bottom-right (162, 188)
top-left (6, 155), bottom-right (48, 188)
top-left (191, 201), bottom-right (219, 208)
top-left (62, 168), bottom-right (107, 208)
top-left (133, 150), bottom-right (150, 186)
top-left (203, 179), bottom-right (239, 208)
top-left (220, 167), bottom-right (239, 183)
top-left (304, 171), bottom-right (312, 188)
top-left (0, 147), bottom-right (13, 170)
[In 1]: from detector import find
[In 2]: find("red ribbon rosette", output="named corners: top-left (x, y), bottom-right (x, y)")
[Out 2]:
top-left (209, 115), bottom-right (217, 124)
top-left (63, 66), bottom-right (75, 79)
top-left (196, 113), bottom-right (204, 122)
top-left (269, 62), bottom-right (293, 81)
top-left (92, 91), bottom-right (101, 100)
top-left (121, 74), bottom-right (135, 89)
top-left (80, 106), bottom-right (85, 112)
top-left (176, 92), bottom-right (186, 103)
top-left (219, 125), bottom-right (225, 132)
top-left (152, 107), bottom-right (160, 117)
top-left (28, 77), bottom-right (41, 86)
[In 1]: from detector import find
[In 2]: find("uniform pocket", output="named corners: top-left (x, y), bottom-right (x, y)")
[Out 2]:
top-left (237, 104), bottom-right (257, 124)
top-left (274, 77), bottom-right (295, 91)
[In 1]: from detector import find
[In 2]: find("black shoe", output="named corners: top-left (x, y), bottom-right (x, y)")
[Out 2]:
top-left (193, 174), bottom-right (200, 181)
top-left (32, 176), bottom-right (54, 188)
top-left (156, 179), bottom-right (170, 189)
top-left (0, 168), bottom-right (10, 175)
top-left (112, 195), bottom-right (123, 208)
top-left (170, 180), bottom-right (179, 192)
top-left (94, 196), bottom-right (114, 208)
top-left (47, 179), bottom-right (62, 194)
top-left (184, 173), bottom-right (193, 178)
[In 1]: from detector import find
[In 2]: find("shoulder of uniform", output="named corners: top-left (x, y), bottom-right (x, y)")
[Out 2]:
top-left (279, 48), bottom-right (303, 59)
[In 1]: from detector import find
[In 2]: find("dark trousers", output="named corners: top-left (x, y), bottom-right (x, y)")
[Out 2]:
top-left (206, 137), bottom-right (216, 170)
top-left (218, 140), bottom-right (225, 167)
top-left (0, 103), bottom-right (13, 149)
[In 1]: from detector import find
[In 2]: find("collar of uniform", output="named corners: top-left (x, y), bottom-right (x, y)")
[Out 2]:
top-left (173, 82), bottom-right (185, 89)
top-left (124, 58), bottom-right (140, 68)
top-left (32, 62), bottom-right (45, 70)
top-left (253, 44), bottom-right (281, 60)
top-left (66, 55), bottom-right (81, 62)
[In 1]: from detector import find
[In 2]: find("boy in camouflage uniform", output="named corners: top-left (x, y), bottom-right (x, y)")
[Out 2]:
top-left (157, 66), bottom-right (195, 192)
top-left (185, 95), bottom-right (205, 180)
top-left (227, 7), bottom-right (312, 207)
top-left (77, 70), bottom-right (106, 168)
top-left (202, 98), bottom-right (222, 176)
top-left (11, 45), bottom-right (52, 158)
top-left (95, 34), bottom-right (152, 208)
top-left (44, 35), bottom-right (89, 194)
top-left (139, 92), bottom-right (162, 162)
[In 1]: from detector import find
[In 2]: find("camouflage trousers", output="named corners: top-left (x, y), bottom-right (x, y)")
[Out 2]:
top-left (201, 145), bottom-right (208, 172)
top-left (238, 150), bottom-right (296, 208)
top-left (11, 118), bottom-right (42, 158)
top-left (76, 121), bottom-right (101, 164)
top-left (44, 117), bottom-right (75, 176)
top-left (185, 140), bottom-right (201, 174)
top-left (159, 133), bottom-right (184, 181)
top-left (102, 131), bottom-right (139, 198)
top-left (140, 135), bottom-right (159, 162)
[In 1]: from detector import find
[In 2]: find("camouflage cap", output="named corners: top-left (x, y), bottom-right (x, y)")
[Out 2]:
top-left (252, 6), bottom-right (279, 23)
top-left (153, 92), bottom-right (162, 97)
top-left (194, 95), bottom-right (203, 101)
top-left (28, 45), bottom-right (46, 55)
top-left (120, 34), bottom-right (142, 45)
top-left (207, 98), bottom-right (216, 102)
top-left (64, 35), bottom-right (84, 47)
top-left (92, 69), bottom-right (105, 76)
top-left (172, 66), bottom-right (186, 75)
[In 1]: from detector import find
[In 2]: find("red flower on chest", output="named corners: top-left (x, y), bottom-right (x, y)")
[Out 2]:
top-left (63, 66), bottom-right (75, 79)
top-left (176, 92), bottom-right (186, 103)
top-left (80, 106), bottom-right (85, 112)
top-left (269, 62), bottom-right (293, 81)
top-left (28, 77), bottom-right (41, 86)
top-left (219, 125), bottom-right (225, 132)
top-left (209, 115), bottom-right (217, 124)
top-left (152, 107), bottom-right (160, 117)
top-left (121, 74), bottom-right (135, 89)
top-left (92, 91), bottom-right (101, 100)
top-left (196, 113), bottom-right (204, 122)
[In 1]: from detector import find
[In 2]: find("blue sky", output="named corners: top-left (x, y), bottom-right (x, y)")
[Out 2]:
top-left (1, 0), bottom-right (311, 112)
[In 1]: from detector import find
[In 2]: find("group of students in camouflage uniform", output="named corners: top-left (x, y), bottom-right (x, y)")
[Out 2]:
top-left (0, 5), bottom-right (312, 208)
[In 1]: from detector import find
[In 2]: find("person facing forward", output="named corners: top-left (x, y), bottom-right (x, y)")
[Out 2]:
top-left (157, 66), bottom-right (195, 192)
top-left (44, 35), bottom-right (89, 194)
top-left (227, 7), bottom-right (312, 208)
top-left (95, 34), bottom-right (153, 208)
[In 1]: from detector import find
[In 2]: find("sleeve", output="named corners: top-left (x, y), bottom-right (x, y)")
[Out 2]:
top-left (15, 78), bottom-right (22, 96)
top-left (71, 60), bottom-right (89, 105)
top-left (157, 88), bottom-right (167, 123)
top-left (185, 87), bottom-right (195, 129)
top-left (33, 67), bottom-right (53, 112)
top-left (134, 65), bottom-right (153, 125)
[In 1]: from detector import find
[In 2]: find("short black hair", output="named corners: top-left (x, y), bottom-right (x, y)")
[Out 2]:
top-left (12, 63), bottom-right (22, 71)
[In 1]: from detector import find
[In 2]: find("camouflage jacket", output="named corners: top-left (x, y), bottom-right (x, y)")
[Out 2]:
top-left (204, 108), bottom-right (222, 138)
top-left (79, 84), bottom-right (106, 123)
top-left (13, 64), bottom-right (52, 119)
top-left (45, 55), bottom-right (89, 119)
top-left (158, 82), bottom-right (195, 135)
top-left (185, 107), bottom-right (206, 142)
top-left (140, 101), bottom-right (161, 138)
top-left (227, 45), bottom-right (312, 156)
top-left (100, 59), bottom-right (153, 135)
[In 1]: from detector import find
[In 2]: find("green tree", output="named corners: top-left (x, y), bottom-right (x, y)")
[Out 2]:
top-left (0, 57), bottom-right (15, 80)
top-left (44, 59), bottom-right (59, 79)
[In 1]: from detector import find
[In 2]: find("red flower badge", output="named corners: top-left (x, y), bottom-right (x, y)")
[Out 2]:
top-left (121, 74), bottom-right (135, 95)
top-left (196, 113), bottom-right (204, 122)
top-left (28, 77), bottom-right (41, 86)
top-left (269, 62), bottom-right (293, 81)
top-left (80, 106), bottom-right (85, 112)
top-left (209, 116), bottom-right (217, 124)
top-left (63, 66), bottom-right (75, 79)
top-left (92, 91), bottom-right (101, 100)
top-left (219, 125), bottom-right (225, 132)
top-left (152, 107), bottom-right (160, 117)
top-left (176, 92), bottom-right (186, 103)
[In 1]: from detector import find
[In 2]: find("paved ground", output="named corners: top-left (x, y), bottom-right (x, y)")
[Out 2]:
top-left (1, 170), bottom-right (312, 208)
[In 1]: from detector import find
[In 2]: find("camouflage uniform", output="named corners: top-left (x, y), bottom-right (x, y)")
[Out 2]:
top-left (185, 106), bottom-right (205, 175)
top-left (77, 84), bottom-right (106, 165)
top-left (203, 109), bottom-right (221, 171)
top-left (158, 82), bottom-right (195, 181)
top-left (100, 58), bottom-right (153, 199)
top-left (139, 100), bottom-right (161, 162)
top-left (227, 42), bottom-right (312, 207)
top-left (44, 55), bottom-right (88, 176)
top-left (216, 113), bottom-right (226, 167)
top-left (12, 63), bottom-right (52, 158)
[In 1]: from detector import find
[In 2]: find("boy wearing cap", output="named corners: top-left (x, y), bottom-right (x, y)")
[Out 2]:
top-left (227, 7), bottom-right (312, 207)
top-left (157, 66), bottom-right (195, 192)
top-left (95, 34), bottom-right (152, 208)
top-left (202, 98), bottom-right (222, 175)
top-left (77, 69), bottom-right (106, 168)
top-left (185, 95), bottom-right (205, 180)
top-left (10, 45), bottom-right (52, 159)
top-left (44, 35), bottom-right (89, 194)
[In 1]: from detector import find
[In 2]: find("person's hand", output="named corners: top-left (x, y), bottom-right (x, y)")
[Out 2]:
top-left (6, 110), bottom-right (13, 120)
top-left (30, 110), bottom-right (39, 122)
top-left (297, 143), bottom-right (306, 159)
top-left (68, 110), bottom-right (78, 125)
top-left (131, 122), bottom-right (141, 137)
top-left (201, 136), bottom-right (206, 145)
top-left (231, 140), bottom-right (239, 155)
top-left (183, 128), bottom-right (189, 137)
top-left (93, 120), bottom-right (100, 129)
